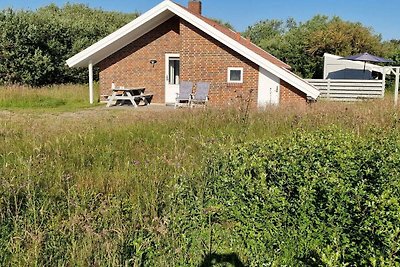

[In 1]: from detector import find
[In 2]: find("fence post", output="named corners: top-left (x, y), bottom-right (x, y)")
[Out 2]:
top-left (382, 68), bottom-right (386, 98)
top-left (327, 79), bottom-right (331, 99)
top-left (395, 68), bottom-right (400, 107)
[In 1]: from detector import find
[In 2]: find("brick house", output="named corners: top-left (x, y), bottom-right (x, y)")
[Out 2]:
top-left (67, 0), bottom-right (320, 107)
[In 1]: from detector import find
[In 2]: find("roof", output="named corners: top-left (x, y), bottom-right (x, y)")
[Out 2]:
top-left (66, 0), bottom-right (319, 99)
top-left (175, 3), bottom-right (291, 69)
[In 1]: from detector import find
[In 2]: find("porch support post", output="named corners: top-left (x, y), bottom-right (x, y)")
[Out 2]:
top-left (381, 67), bottom-right (386, 98)
top-left (395, 67), bottom-right (400, 107)
top-left (88, 61), bottom-right (94, 104)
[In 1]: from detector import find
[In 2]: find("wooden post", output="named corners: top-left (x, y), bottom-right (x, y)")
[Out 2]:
top-left (88, 61), bottom-right (94, 105)
top-left (327, 79), bottom-right (331, 99)
top-left (382, 67), bottom-right (386, 98)
top-left (395, 68), bottom-right (400, 107)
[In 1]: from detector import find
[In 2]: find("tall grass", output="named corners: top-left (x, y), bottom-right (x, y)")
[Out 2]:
top-left (0, 84), bottom-right (99, 111)
top-left (1, 91), bottom-right (400, 265)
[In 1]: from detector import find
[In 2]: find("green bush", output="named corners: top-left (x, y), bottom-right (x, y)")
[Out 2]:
top-left (0, 5), bottom-right (138, 86)
top-left (2, 110), bottom-right (400, 266)
top-left (170, 128), bottom-right (400, 266)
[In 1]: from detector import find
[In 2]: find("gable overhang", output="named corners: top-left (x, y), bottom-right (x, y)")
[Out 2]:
top-left (67, 0), bottom-right (320, 100)
top-left (66, 1), bottom-right (174, 68)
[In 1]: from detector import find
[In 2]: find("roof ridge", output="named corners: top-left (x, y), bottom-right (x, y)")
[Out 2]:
top-left (174, 1), bottom-right (291, 69)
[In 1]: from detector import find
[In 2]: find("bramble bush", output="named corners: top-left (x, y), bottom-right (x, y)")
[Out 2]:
top-left (170, 128), bottom-right (400, 266)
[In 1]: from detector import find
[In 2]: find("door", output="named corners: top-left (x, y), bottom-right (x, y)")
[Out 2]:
top-left (165, 54), bottom-right (180, 104)
top-left (258, 67), bottom-right (280, 107)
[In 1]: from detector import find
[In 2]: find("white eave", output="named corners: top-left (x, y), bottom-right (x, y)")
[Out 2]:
top-left (66, 0), bottom-right (320, 99)
top-left (66, 1), bottom-right (174, 68)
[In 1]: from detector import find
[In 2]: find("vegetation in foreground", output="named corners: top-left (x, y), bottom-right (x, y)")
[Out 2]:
top-left (1, 87), bottom-right (400, 266)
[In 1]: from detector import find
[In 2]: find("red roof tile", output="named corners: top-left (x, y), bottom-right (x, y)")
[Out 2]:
top-left (176, 2), bottom-right (291, 70)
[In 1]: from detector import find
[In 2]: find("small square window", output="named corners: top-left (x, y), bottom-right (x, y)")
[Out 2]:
top-left (228, 67), bottom-right (243, 83)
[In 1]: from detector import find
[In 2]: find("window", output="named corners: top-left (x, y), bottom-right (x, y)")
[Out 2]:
top-left (227, 67), bottom-right (243, 83)
top-left (168, 57), bottom-right (180, 85)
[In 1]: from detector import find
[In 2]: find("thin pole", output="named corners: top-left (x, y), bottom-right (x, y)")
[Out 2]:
top-left (363, 61), bottom-right (366, 79)
top-left (395, 68), bottom-right (400, 107)
top-left (382, 67), bottom-right (386, 98)
top-left (88, 61), bottom-right (94, 104)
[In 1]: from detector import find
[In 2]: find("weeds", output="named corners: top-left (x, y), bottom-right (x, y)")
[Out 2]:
top-left (1, 88), bottom-right (400, 265)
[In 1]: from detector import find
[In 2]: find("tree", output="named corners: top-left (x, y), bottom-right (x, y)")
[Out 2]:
top-left (244, 15), bottom-right (390, 79)
top-left (243, 19), bottom-right (286, 45)
top-left (383, 39), bottom-right (400, 65)
top-left (278, 15), bottom-right (331, 78)
top-left (210, 18), bottom-right (235, 30)
top-left (0, 4), bottom-right (139, 86)
top-left (307, 17), bottom-right (384, 57)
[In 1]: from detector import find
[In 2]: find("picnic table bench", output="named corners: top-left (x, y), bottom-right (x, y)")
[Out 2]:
top-left (106, 87), bottom-right (153, 107)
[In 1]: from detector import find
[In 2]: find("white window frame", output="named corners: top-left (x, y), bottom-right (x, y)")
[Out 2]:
top-left (227, 67), bottom-right (244, 83)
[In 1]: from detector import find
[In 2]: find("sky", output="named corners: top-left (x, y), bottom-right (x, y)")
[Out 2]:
top-left (0, 0), bottom-right (398, 41)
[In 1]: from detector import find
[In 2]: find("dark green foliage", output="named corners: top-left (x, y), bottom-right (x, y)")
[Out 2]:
top-left (242, 18), bottom-right (294, 48)
top-left (0, 4), bottom-right (138, 86)
top-left (384, 40), bottom-right (400, 71)
top-left (171, 128), bottom-right (400, 266)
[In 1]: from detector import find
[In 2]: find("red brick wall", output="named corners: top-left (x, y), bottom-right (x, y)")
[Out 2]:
top-left (97, 15), bottom-right (306, 107)
top-left (180, 19), bottom-right (259, 107)
top-left (98, 16), bottom-right (181, 103)
top-left (280, 80), bottom-right (308, 107)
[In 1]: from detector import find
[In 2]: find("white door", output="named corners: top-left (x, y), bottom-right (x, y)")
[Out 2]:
top-left (165, 54), bottom-right (180, 104)
top-left (258, 67), bottom-right (280, 107)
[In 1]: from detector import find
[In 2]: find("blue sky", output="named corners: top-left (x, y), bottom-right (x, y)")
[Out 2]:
top-left (1, 0), bottom-right (398, 40)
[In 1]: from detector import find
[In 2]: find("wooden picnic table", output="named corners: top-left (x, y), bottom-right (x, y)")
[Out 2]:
top-left (106, 87), bottom-right (152, 107)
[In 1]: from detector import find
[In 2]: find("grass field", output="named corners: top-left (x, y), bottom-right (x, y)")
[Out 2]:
top-left (0, 84), bottom-right (100, 111)
top-left (1, 85), bottom-right (400, 266)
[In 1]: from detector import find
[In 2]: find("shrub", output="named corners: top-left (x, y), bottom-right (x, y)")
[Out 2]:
top-left (0, 5), bottom-right (138, 86)
top-left (170, 128), bottom-right (400, 266)
top-left (2, 107), bottom-right (400, 266)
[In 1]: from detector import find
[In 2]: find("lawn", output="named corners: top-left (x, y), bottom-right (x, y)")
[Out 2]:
top-left (1, 86), bottom-right (400, 266)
